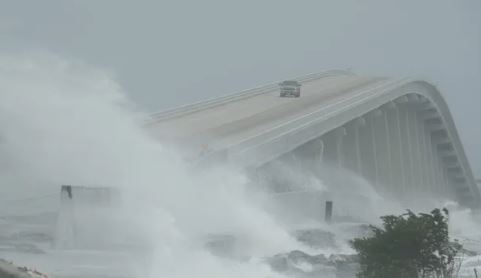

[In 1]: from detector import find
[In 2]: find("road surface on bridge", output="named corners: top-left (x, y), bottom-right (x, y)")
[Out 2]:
top-left (148, 74), bottom-right (386, 154)
top-left (147, 70), bottom-right (481, 207)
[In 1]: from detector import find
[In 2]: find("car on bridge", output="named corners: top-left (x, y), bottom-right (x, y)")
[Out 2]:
top-left (279, 80), bottom-right (301, 97)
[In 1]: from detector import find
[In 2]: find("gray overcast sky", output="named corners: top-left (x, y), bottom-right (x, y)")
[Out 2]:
top-left (1, 0), bottom-right (481, 176)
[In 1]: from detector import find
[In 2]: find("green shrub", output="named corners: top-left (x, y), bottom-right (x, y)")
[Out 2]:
top-left (351, 208), bottom-right (462, 278)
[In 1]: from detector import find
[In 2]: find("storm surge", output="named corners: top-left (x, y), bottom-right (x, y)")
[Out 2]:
top-left (0, 53), bottom-right (480, 278)
top-left (0, 53), bottom-right (302, 278)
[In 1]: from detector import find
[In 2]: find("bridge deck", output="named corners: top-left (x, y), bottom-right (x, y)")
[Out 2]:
top-left (147, 73), bottom-right (481, 207)
top-left (149, 74), bottom-right (386, 154)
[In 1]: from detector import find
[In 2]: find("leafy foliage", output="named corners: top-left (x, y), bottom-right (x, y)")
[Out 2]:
top-left (351, 208), bottom-right (462, 278)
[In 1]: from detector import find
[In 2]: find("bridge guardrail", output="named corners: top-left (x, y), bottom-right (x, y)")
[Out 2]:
top-left (149, 70), bottom-right (352, 122)
top-left (228, 78), bottom-right (408, 156)
top-left (221, 77), bottom-right (480, 206)
top-left (150, 70), bottom-right (480, 206)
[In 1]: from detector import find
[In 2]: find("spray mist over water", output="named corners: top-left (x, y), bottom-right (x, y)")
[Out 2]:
top-left (1, 53), bottom-right (481, 277)
top-left (0, 53), bottom-right (302, 277)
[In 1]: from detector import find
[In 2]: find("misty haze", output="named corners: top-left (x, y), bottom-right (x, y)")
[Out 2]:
top-left (1, 1), bottom-right (481, 278)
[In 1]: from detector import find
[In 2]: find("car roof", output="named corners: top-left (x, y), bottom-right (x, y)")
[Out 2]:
top-left (279, 80), bottom-right (301, 86)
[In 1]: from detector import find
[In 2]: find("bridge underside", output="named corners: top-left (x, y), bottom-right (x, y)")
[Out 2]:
top-left (148, 72), bottom-right (480, 209)
top-left (255, 94), bottom-right (476, 210)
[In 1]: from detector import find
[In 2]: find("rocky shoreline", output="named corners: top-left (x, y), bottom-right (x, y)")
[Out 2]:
top-left (267, 250), bottom-right (359, 278)
top-left (0, 259), bottom-right (49, 278)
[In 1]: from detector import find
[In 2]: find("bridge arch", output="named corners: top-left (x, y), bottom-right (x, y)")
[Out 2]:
top-left (226, 79), bottom-right (480, 207)
top-left (148, 72), bottom-right (480, 208)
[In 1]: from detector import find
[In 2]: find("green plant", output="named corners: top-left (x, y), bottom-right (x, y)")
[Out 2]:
top-left (351, 208), bottom-right (462, 278)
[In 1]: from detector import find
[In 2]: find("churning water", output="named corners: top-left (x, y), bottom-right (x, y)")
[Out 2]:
top-left (0, 53), bottom-right (480, 278)
top-left (0, 53), bottom-right (303, 278)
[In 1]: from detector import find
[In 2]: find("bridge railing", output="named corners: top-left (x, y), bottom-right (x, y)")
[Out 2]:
top-left (228, 78), bottom-right (409, 158)
top-left (148, 70), bottom-right (352, 122)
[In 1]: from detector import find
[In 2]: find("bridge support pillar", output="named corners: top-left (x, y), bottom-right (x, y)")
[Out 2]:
top-left (429, 128), bottom-right (450, 196)
top-left (416, 110), bottom-right (432, 193)
top-left (408, 102), bottom-right (425, 192)
top-left (293, 138), bottom-right (324, 175)
top-left (341, 121), bottom-right (362, 175)
top-left (369, 109), bottom-right (391, 191)
top-left (386, 101), bottom-right (407, 195)
top-left (420, 103), bottom-right (444, 195)
top-left (358, 115), bottom-right (378, 187)
top-left (321, 127), bottom-right (346, 167)
top-left (423, 125), bottom-right (436, 193)
top-left (403, 105), bottom-right (415, 193)
top-left (381, 102), bottom-right (398, 193)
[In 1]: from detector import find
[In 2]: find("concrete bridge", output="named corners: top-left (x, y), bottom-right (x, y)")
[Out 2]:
top-left (147, 71), bottom-right (481, 209)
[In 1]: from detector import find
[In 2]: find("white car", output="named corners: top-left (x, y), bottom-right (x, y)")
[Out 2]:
top-left (279, 80), bottom-right (301, 97)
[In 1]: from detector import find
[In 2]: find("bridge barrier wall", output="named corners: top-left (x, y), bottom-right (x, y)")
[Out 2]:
top-left (149, 70), bottom-right (352, 122)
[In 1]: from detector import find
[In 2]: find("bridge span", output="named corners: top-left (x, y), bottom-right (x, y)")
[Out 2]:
top-left (147, 71), bottom-right (481, 209)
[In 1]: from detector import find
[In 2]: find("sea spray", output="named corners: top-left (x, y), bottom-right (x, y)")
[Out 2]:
top-left (0, 53), bottom-right (299, 277)
top-left (2, 52), bottom-right (480, 278)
